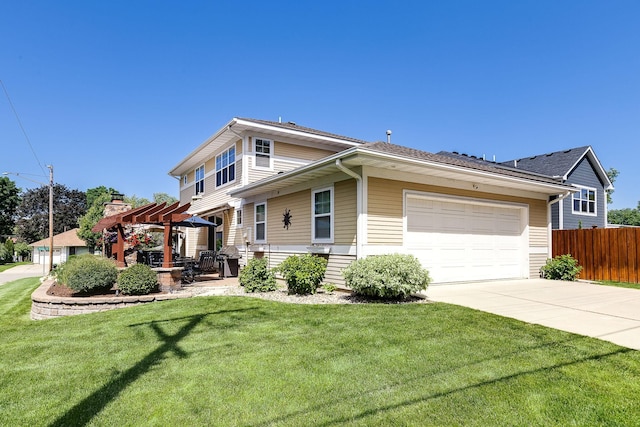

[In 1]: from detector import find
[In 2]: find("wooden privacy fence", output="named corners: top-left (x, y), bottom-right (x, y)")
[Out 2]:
top-left (552, 228), bottom-right (640, 283)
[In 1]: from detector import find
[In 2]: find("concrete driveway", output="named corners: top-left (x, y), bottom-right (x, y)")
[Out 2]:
top-left (0, 263), bottom-right (46, 286)
top-left (427, 279), bottom-right (640, 351)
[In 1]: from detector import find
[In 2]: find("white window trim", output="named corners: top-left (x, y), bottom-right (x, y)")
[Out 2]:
top-left (253, 137), bottom-right (273, 171)
top-left (215, 146), bottom-right (236, 189)
top-left (195, 165), bottom-right (205, 195)
top-left (312, 186), bottom-right (334, 244)
top-left (572, 185), bottom-right (597, 217)
top-left (236, 208), bottom-right (243, 227)
top-left (254, 202), bottom-right (267, 243)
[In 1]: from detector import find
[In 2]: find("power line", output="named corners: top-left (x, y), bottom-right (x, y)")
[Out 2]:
top-left (0, 79), bottom-right (47, 177)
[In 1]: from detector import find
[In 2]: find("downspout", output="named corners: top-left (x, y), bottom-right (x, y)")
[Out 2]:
top-left (335, 159), bottom-right (363, 259)
top-left (547, 190), bottom-right (572, 257)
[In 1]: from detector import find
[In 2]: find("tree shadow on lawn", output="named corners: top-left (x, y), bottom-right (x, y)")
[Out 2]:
top-left (49, 307), bottom-right (256, 427)
top-left (250, 337), bottom-right (634, 427)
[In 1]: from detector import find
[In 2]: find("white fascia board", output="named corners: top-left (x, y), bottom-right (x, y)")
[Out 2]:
top-left (229, 148), bottom-right (358, 198)
top-left (362, 149), bottom-right (574, 195)
top-left (233, 118), bottom-right (364, 147)
top-left (168, 118), bottom-right (239, 176)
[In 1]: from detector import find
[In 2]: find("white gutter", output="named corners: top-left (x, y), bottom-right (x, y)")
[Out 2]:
top-left (335, 159), bottom-right (363, 259)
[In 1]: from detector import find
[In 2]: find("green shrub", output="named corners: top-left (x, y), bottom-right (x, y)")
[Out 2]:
top-left (55, 255), bottom-right (118, 293)
top-left (239, 257), bottom-right (277, 293)
top-left (117, 263), bottom-right (158, 295)
top-left (276, 254), bottom-right (327, 295)
top-left (342, 254), bottom-right (431, 299)
top-left (540, 254), bottom-right (583, 281)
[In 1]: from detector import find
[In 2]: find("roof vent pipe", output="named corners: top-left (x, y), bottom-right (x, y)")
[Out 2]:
top-left (514, 160), bottom-right (518, 168)
top-left (386, 129), bottom-right (392, 144)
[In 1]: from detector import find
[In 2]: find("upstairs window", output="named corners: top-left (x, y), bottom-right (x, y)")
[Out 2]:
top-left (254, 138), bottom-right (271, 168)
top-left (573, 187), bottom-right (596, 215)
top-left (216, 146), bottom-right (236, 187)
top-left (195, 165), bottom-right (205, 195)
top-left (255, 203), bottom-right (266, 242)
top-left (312, 187), bottom-right (333, 243)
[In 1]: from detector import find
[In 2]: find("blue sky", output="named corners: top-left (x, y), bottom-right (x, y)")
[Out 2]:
top-left (1, 1), bottom-right (638, 209)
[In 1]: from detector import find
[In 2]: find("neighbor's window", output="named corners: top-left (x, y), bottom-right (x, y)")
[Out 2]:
top-left (183, 175), bottom-right (187, 185)
top-left (312, 187), bottom-right (333, 242)
top-left (254, 138), bottom-right (272, 168)
top-left (255, 203), bottom-right (266, 242)
top-left (195, 165), bottom-right (205, 195)
top-left (216, 146), bottom-right (236, 187)
top-left (573, 187), bottom-right (596, 215)
top-left (236, 209), bottom-right (242, 227)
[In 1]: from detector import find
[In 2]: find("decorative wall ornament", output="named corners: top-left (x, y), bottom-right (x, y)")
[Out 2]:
top-left (282, 208), bottom-right (292, 229)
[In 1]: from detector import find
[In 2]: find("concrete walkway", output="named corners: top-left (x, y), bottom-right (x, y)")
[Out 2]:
top-left (0, 263), bottom-right (46, 285)
top-left (427, 279), bottom-right (640, 351)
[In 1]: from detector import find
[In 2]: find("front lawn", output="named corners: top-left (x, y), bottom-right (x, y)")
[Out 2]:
top-left (1, 278), bottom-right (639, 426)
top-left (0, 261), bottom-right (31, 273)
top-left (597, 280), bottom-right (640, 290)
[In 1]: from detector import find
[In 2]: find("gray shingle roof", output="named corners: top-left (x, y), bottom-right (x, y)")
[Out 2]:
top-left (499, 146), bottom-right (591, 177)
top-left (236, 117), bottom-right (369, 145)
top-left (366, 142), bottom-right (565, 185)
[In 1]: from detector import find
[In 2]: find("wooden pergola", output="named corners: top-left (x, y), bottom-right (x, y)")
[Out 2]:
top-left (92, 202), bottom-right (192, 268)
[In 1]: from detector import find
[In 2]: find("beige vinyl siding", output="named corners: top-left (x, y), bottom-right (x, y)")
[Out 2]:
top-left (528, 199), bottom-right (548, 246)
top-left (368, 178), bottom-right (404, 245)
top-left (323, 254), bottom-right (356, 285)
top-left (267, 190), bottom-right (312, 243)
top-left (367, 177), bottom-right (549, 248)
top-left (530, 254), bottom-right (547, 279)
top-left (334, 179), bottom-right (357, 245)
top-left (275, 141), bottom-right (337, 161)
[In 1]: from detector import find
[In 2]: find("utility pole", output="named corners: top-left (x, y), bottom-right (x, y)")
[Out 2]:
top-left (47, 165), bottom-right (54, 274)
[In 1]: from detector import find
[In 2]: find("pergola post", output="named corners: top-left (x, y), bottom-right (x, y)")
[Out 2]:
top-left (162, 222), bottom-right (173, 268)
top-left (115, 224), bottom-right (126, 267)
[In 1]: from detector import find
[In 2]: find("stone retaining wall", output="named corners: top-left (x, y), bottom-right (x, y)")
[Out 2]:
top-left (31, 279), bottom-right (190, 320)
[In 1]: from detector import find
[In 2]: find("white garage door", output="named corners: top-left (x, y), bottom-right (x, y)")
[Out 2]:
top-left (405, 193), bottom-right (527, 283)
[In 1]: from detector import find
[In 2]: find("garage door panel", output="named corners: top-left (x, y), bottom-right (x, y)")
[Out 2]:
top-left (406, 194), bottom-right (526, 283)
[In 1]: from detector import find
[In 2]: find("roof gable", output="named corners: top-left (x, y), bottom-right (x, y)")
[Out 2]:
top-left (499, 146), bottom-right (613, 189)
top-left (29, 228), bottom-right (86, 247)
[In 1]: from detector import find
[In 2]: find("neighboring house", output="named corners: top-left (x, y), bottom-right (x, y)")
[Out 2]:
top-left (170, 118), bottom-right (575, 284)
top-left (29, 228), bottom-right (89, 267)
top-left (499, 146), bottom-right (613, 230)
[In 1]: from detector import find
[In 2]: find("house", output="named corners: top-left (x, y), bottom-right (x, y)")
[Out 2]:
top-left (499, 146), bottom-right (613, 230)
top-left (170, 118), bottom-right (575, 284)
top-left (29, 228), bottom-right (89, 267)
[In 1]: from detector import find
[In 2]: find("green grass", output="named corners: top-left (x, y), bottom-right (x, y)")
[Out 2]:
top-left (0, 261), bottom-right (31, 273)
top-left (597, 280), bottom-right (640, 290)
top-left (1, 278), bottom-right (639, 426)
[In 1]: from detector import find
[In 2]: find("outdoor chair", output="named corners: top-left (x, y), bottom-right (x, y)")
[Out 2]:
top-left (184, 250), bottom-right (218, 282)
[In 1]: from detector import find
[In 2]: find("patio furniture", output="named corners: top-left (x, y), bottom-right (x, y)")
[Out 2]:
top-left (182, 250), bottom-right (218, 283)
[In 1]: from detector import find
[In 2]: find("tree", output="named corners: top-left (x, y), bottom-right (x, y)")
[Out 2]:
top-left (606, 168), bottom-right (619, 204)
top-left (153, 192), bottom-right (178, 205)
top-left (14, 241), bottom-right (30, 261)
top-left (15, 184), bottom-right (87, 243)
top-left (608, 202), bottom-right (640, 226)
top-left (86, 186), bottom-right (119, 208)
top-left (0, 177), bottom-right (21, 240)
top-left (125, 194), bottom-right (151, 208)
top-left (77, 192), bottom-right (112, 252)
